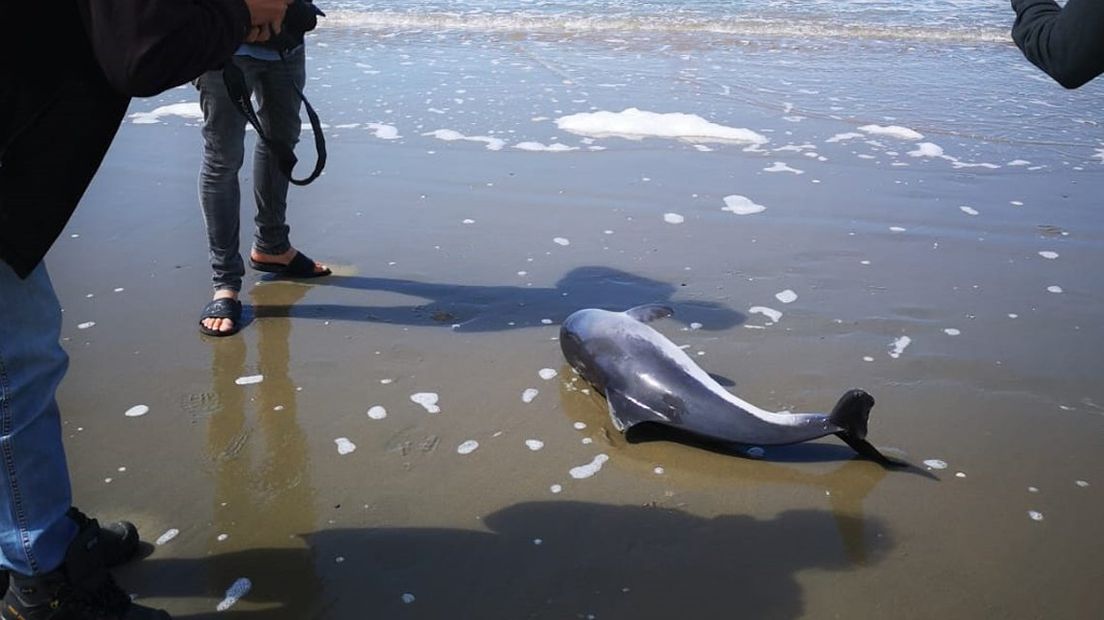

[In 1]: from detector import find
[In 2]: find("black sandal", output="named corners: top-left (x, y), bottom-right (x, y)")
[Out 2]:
top-left (249, 251), bottom-right (331, 278)
top-left (198, 298), bottom-right (243, 337)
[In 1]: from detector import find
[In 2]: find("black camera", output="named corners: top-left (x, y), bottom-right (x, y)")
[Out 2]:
top-left (261, 0), bottom-right (324, 53)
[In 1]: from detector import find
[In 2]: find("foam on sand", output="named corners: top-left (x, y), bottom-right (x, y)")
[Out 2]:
top-left (129, 102), bottom-right (203, 125)
top-left (411, 392), bottom-right (441, 413)
top-left (722, 195), bottom-right (765, 215)
top-left (367, 123), bottom-right (400, 140)
top-left (217, 578), bottom-right (252, 612)
top-left (335, 438), bottom-right (356, 455)
top-left (423, 129), bottom-right (505, 151)
top-left (908, 142), bottom-right (944, 157)
top-left (556, 108), bottom-right (767, 145)
top-left (514, 141), bottom-right (578, 152)
top-left (859, 124), bottom-right (924, 140)
top-left (124, 405), bottom-right (149, 418)
top-left (889, 336), bottom-right (912, 358)
top-left (569, 454), bottom-right (610, 479)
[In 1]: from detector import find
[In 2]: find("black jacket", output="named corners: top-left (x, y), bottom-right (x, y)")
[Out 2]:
top-left (0, 1), bottom-right (251, 279)
top-left (1011, 0), bottom-right (1104, 89)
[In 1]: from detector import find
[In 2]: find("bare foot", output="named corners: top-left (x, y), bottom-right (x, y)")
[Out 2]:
top-left (201, 289), bottom-right (240, 334)
top-left (250, 247), bottom-right (329, 275)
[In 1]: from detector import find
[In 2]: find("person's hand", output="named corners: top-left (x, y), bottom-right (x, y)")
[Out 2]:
top-left (245, 20), bottom-right (283, 43)
top-left (244, 0), bottom-right (291, 30)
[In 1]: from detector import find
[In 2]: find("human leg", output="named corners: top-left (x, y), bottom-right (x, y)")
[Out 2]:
top-left (0, 263), bottom-right (166, 618)
top-left (0, 262), bottom-right (77, 576)
top-left (198, 68), bottom-right (250, 334)
top-left (247, 51), bottom-right (329, 277)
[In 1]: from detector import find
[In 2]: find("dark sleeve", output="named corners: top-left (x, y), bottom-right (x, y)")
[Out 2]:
top-left (77, 0), bottom-right (252, 97)
top-left (1011, 0), bottom-right (1104, 89)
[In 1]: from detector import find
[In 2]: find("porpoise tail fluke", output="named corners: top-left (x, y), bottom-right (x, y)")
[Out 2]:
top-left (828, 389), bottom-right (906, 468)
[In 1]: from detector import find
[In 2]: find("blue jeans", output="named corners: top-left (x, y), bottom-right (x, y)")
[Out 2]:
top-left (0, 261), bottom-right (77, 575)
top-left (197, 49), bottom-right (306, 292)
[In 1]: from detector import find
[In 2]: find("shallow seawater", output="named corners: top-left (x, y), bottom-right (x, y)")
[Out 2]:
top-left (52, 9), bottom-right (1103, 619)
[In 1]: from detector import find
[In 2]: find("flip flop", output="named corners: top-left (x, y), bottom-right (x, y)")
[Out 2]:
top-left (249, 251), bottom-right (332, 278)
top-left (198, 298), bottom-right (243, 337)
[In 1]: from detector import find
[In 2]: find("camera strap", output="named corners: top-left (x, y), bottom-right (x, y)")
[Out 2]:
top-left (221, 55), bottom-right (327, 186)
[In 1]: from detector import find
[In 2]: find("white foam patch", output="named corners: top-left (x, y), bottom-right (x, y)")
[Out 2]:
top-left (1027, 510), bottom-right (1044, 522)
top-left (124, 405), bottom-right (149, 418)
top-left (664, 213), bottom-right (685, 224)
top-left (457, 440), bottom-right (479, 455)
top-left (217, 534), bottom-right (228, 542)
top-left (950, 160), bottom-right (1000, 169)
top-left (423, 129), bottom-right (505, 151)
top-left (333, 438), bottom-right (356, 455)
top-left (216, 578), bottom-right (252, 612)
top-left (1047, 285), bottom-right (1063, 294)
top-left (522, 388), bottom-right (539, 403)
top-left (1038, 251), bottom-right (1059, 259)
top-left (1008, 159), bottom-right (1031, 166)
top-left (889, 226), bottom-right (907, 233)
top-left (555, 108), bottom-right (768, 145)
top-left (553, 237), bottom-right (571, 246)
top-left (514, 141), bottom-right (577, 152)
top-left (825, 132), bottom-right (863, 143)
top-left (923, 459), bottom-right (948, 470)
top-left (573, 422), bottom-right (587, 430)
top-left (908, 142), bottom-right (944, 157)
top-left (722, 194), bottom-right (765, 215)
top-left (1075, 480), bottom-right (1090, 487)
top-left (367, 406), bottom-right (387, 420)
top-left (889, 336), bottom-right (912, 359)
top-left (155, 528), bottom-right (179, 545)
top-left (569, 454), bottom-right (610, 479)
top-left (524, 439), bottom-right (545, 451)
top-left (775, 290), bottom-right (798, 304)
top-left (129, 102), bottom-right (203, 124)
top-left (943, 328), bottom-right (961, 336)
top-left (539, 368), bottom-right (558, 380)
top-left (77, 322), bottom-right (95, 330)
top-left (749, 306), bottom-right (782, 323)
top-left (411, 392), bottom-right (441, 413)
top-left (235, 375), bottom-right (264, 385)
top-left (960, 206), bottom-right (979, 216)
top-left (402, 593), bottom-right (416, 604)
top-left (764, 162), bottom-right (804, 174)
top-left (550, 484), bottom-right (562, 493)
top-left (367, 123), bottom-right (400, 140)
top-left (859, 124), bottom-right (923, 140)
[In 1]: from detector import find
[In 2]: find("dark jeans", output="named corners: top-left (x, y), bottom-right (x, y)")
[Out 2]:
top-left (197, 49), bottom-right (306, 292)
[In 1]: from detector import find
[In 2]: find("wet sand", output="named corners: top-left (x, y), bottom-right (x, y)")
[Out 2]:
top-left (45, 24), bottom-right (1104, 619)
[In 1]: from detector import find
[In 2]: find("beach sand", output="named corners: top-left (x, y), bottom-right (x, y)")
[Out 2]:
top-left (44, 22), bottom-right (1104, 619)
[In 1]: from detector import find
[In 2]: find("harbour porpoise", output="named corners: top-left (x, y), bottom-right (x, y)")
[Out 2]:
top-left (559, 304), bottom-right (907, 467)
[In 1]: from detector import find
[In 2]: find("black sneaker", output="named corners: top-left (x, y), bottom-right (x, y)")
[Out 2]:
top-left (2, 570), bottom-right (169, 620)
top-left (1, 509), bottom-right (169, 619)
top-left (65, 508), bottom-right (142, 569)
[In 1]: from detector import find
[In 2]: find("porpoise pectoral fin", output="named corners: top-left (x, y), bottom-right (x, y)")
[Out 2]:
top-left (624, 304), bottom-right (674, 323)
top-left (606, 387), bottom-right (664, 433)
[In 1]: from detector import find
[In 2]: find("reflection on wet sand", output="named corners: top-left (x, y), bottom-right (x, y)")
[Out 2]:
top-left (196, 281), bottom-right (322, 616)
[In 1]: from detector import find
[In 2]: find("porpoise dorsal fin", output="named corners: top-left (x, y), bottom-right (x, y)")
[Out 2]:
top-left (624, 304), bottom-right (674, 323)
top-left (606, 387), bottom-right (666, 432)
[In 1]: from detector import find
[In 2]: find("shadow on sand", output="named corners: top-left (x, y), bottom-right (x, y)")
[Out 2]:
top-left (120, 501), bottom-right (893, 619)
top-left (249, 265), bottom-right (745, 332)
